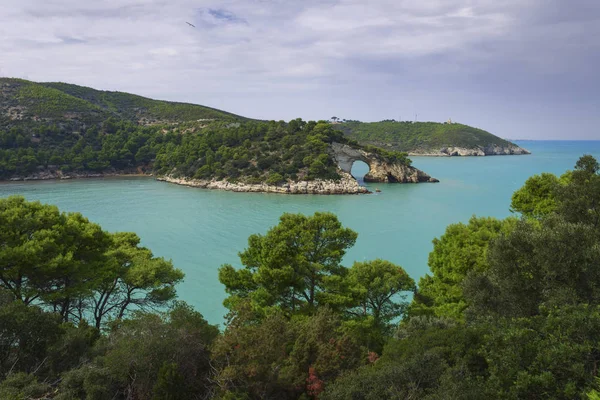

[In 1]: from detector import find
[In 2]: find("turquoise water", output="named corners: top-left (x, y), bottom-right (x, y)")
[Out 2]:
top-left (1, 140), bottom-right (599, 325)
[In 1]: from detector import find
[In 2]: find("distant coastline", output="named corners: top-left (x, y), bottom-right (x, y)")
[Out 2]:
top-left (1, 170), bottom-right (152, 182)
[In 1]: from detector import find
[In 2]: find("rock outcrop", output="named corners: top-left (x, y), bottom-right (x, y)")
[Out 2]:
top-left (157, 171), bottom-right (370, 195)
top-left (408, 144), bottom-right (530, 157)
top-left (330, 142), bottom-right (438, 183)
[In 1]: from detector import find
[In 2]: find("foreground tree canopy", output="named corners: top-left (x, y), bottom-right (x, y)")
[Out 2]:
top-left (2, 154), bottom-right (600, 399)
top-left (0, 196), bottom-right (183, 328)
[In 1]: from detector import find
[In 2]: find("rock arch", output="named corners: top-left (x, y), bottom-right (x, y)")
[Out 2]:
top-left (330, 142), bottom-right (438, 183)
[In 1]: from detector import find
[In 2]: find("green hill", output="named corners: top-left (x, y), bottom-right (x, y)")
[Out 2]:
top-left (0, 79), bottom-right (417, 188)
top-left (335, 120), bottom-right (529, 155)
top-left (0, 78), bottom-right (245, 131)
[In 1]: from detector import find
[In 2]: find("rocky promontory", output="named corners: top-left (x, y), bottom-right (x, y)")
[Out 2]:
top-left (157, 143), bottom-right (439, 195)
top-left (331, 143), bottom-right (438, 183)
top-left (336, 120), bottom-right (531, 157)
top-left (157, 171), bottom-right (370, 195)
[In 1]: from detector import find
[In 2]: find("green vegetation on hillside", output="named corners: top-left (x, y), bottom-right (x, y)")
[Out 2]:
top-left (41, 81), bottom-right (246, 122)
top-left (0, 78), bottom-right (244, 128)
top-left (336, 120), bottom-right (516, 152)
top-left (0, 79), bottom-right (412, 183)
top-left (2, 155), bottom-right (600, 399)
top-left (16, 82), bottom-right (108, 120)
top-left (0, 117), bottom-right (382, 182)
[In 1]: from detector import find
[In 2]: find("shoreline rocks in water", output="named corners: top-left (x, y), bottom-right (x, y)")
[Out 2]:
top-left (408, 144), bottom-right (530, 157)
top-left (2, 165), bottom-right (439, 195)
top-left (157, 171), bottom-right (372, 195)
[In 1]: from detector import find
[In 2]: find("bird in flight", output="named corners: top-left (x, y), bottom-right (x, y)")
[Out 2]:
top-left (186, 21), bottom-right (196, 28)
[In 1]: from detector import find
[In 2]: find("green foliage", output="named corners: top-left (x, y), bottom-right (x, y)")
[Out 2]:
top-left (1, 78), bottom-right (414, 183)
top-left (212, 307), bottom-right (365, 399)
top-left (0, 196), bottom-right (183, 327)
top-left (323, 319), bottom-right (487, 400)
top-left (265, 172), bottom-right (285, 185)
top-left (0, 373), bottom-right (50, 400)
top-left (153, 362), bottom-right (188, 400)
top-left (0, 299), bottom-right (63, 376)
top-left (3, 154), bottom-right (600, 399)
top-left (0, 196), bottom-right (112, 314)
top-left (344, 259), bottom-right (415, 324)
top-left (16, 82), bottom-right (108, 120)
top-left (510, 172), bottom-right (570, 218)
top-left (90, 231), bottom-right (184, 328)
top-left (556, 154), bottom-right (600, 230)
top-left (55, 365), bottom-right (115, 400)
top-left (1, 78), bottom-right (243, 126)
top-left (219, 212), bottom-right (358, 316)
top-left (333, 259), bottom-right (415, 351)
top-left (94, 304), bottom-right (217, 399)
top-left (587, 379), bottom-right (600, 400)
top-left (464, 215), bottom-right (600, 318)
top-left (410, 216), bottom-right (516, 320)
top-left (40, 80), bottom-right (245, 122)
top-left (336, 120), bottom-right (516, 153)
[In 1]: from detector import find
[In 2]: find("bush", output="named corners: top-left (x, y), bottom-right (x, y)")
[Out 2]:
top-left (266, 172), bottom-right (285, 186)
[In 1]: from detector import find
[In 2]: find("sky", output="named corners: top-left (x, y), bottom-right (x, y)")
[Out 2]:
top-left (1, 0), bottom-right (599, 139)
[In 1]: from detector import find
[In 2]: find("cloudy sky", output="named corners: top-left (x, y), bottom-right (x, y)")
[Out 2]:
top-left (1, 0), bottom-right (599, 139)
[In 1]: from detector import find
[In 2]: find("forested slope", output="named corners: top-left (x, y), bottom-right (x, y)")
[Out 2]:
top-left (1, 79), bottom-right (421, 189)
top-left (336, 120), bottom-right (529, 155)
top-left (0, 78), bottom-right (245, 129)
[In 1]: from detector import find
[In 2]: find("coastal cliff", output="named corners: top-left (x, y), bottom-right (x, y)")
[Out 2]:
top-left (331, 143), bottom-right (438, 183)
top-left (408, 144), bottom-right (531, 157)
top-left (336, 121), bottom-right (531, 157)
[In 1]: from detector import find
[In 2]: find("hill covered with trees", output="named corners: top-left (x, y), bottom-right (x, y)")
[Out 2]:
top-left (0, 78), bottom-right (245, 129)
top-left (0, 79), bottom-right (432, 193)
top-left (335, 120), bottom-right (530, 156)
top-left (1, 155), bottom-right (599, 399)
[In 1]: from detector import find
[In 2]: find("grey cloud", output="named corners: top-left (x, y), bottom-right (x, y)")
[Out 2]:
top-left (0, 0), bottom-right (598, 138)
top-left (206, 8), bottom-right (246, 23)
top-left (58, 36), bottom-right (87, 45)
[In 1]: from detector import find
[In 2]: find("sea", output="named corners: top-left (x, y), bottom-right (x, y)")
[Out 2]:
top-left (1, 140), bottom-right (599, 325)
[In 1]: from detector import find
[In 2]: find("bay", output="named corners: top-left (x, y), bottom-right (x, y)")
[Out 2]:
top-left (1, 140), bottom-right (598, 325)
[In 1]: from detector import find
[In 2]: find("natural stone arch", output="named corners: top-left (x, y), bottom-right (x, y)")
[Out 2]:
top-left (330, 142), bottom-right (438, 183)
top-left (332, 143), bottom-right (370, 174)
top-left (350, 160), bottom-right (370, 181)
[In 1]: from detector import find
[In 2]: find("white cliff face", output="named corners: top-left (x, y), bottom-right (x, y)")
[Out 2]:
top-left (408, 144), bottom-right (530, 157)
top-left (157, 171), bottom-right (370, 195)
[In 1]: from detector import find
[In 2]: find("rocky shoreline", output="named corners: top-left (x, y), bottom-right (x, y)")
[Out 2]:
top-left (156, 171), bottom-right (371, 195)
top-left (3, 167), bottom-right (438, 195)
top-left (408, 144), bottom-right (530, 157)
top-left (3, 170), bottom-right (151, 182)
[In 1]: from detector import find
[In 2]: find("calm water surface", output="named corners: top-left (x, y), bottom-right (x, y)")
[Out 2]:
top-left (1, 140), bottom-right (599, 325)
